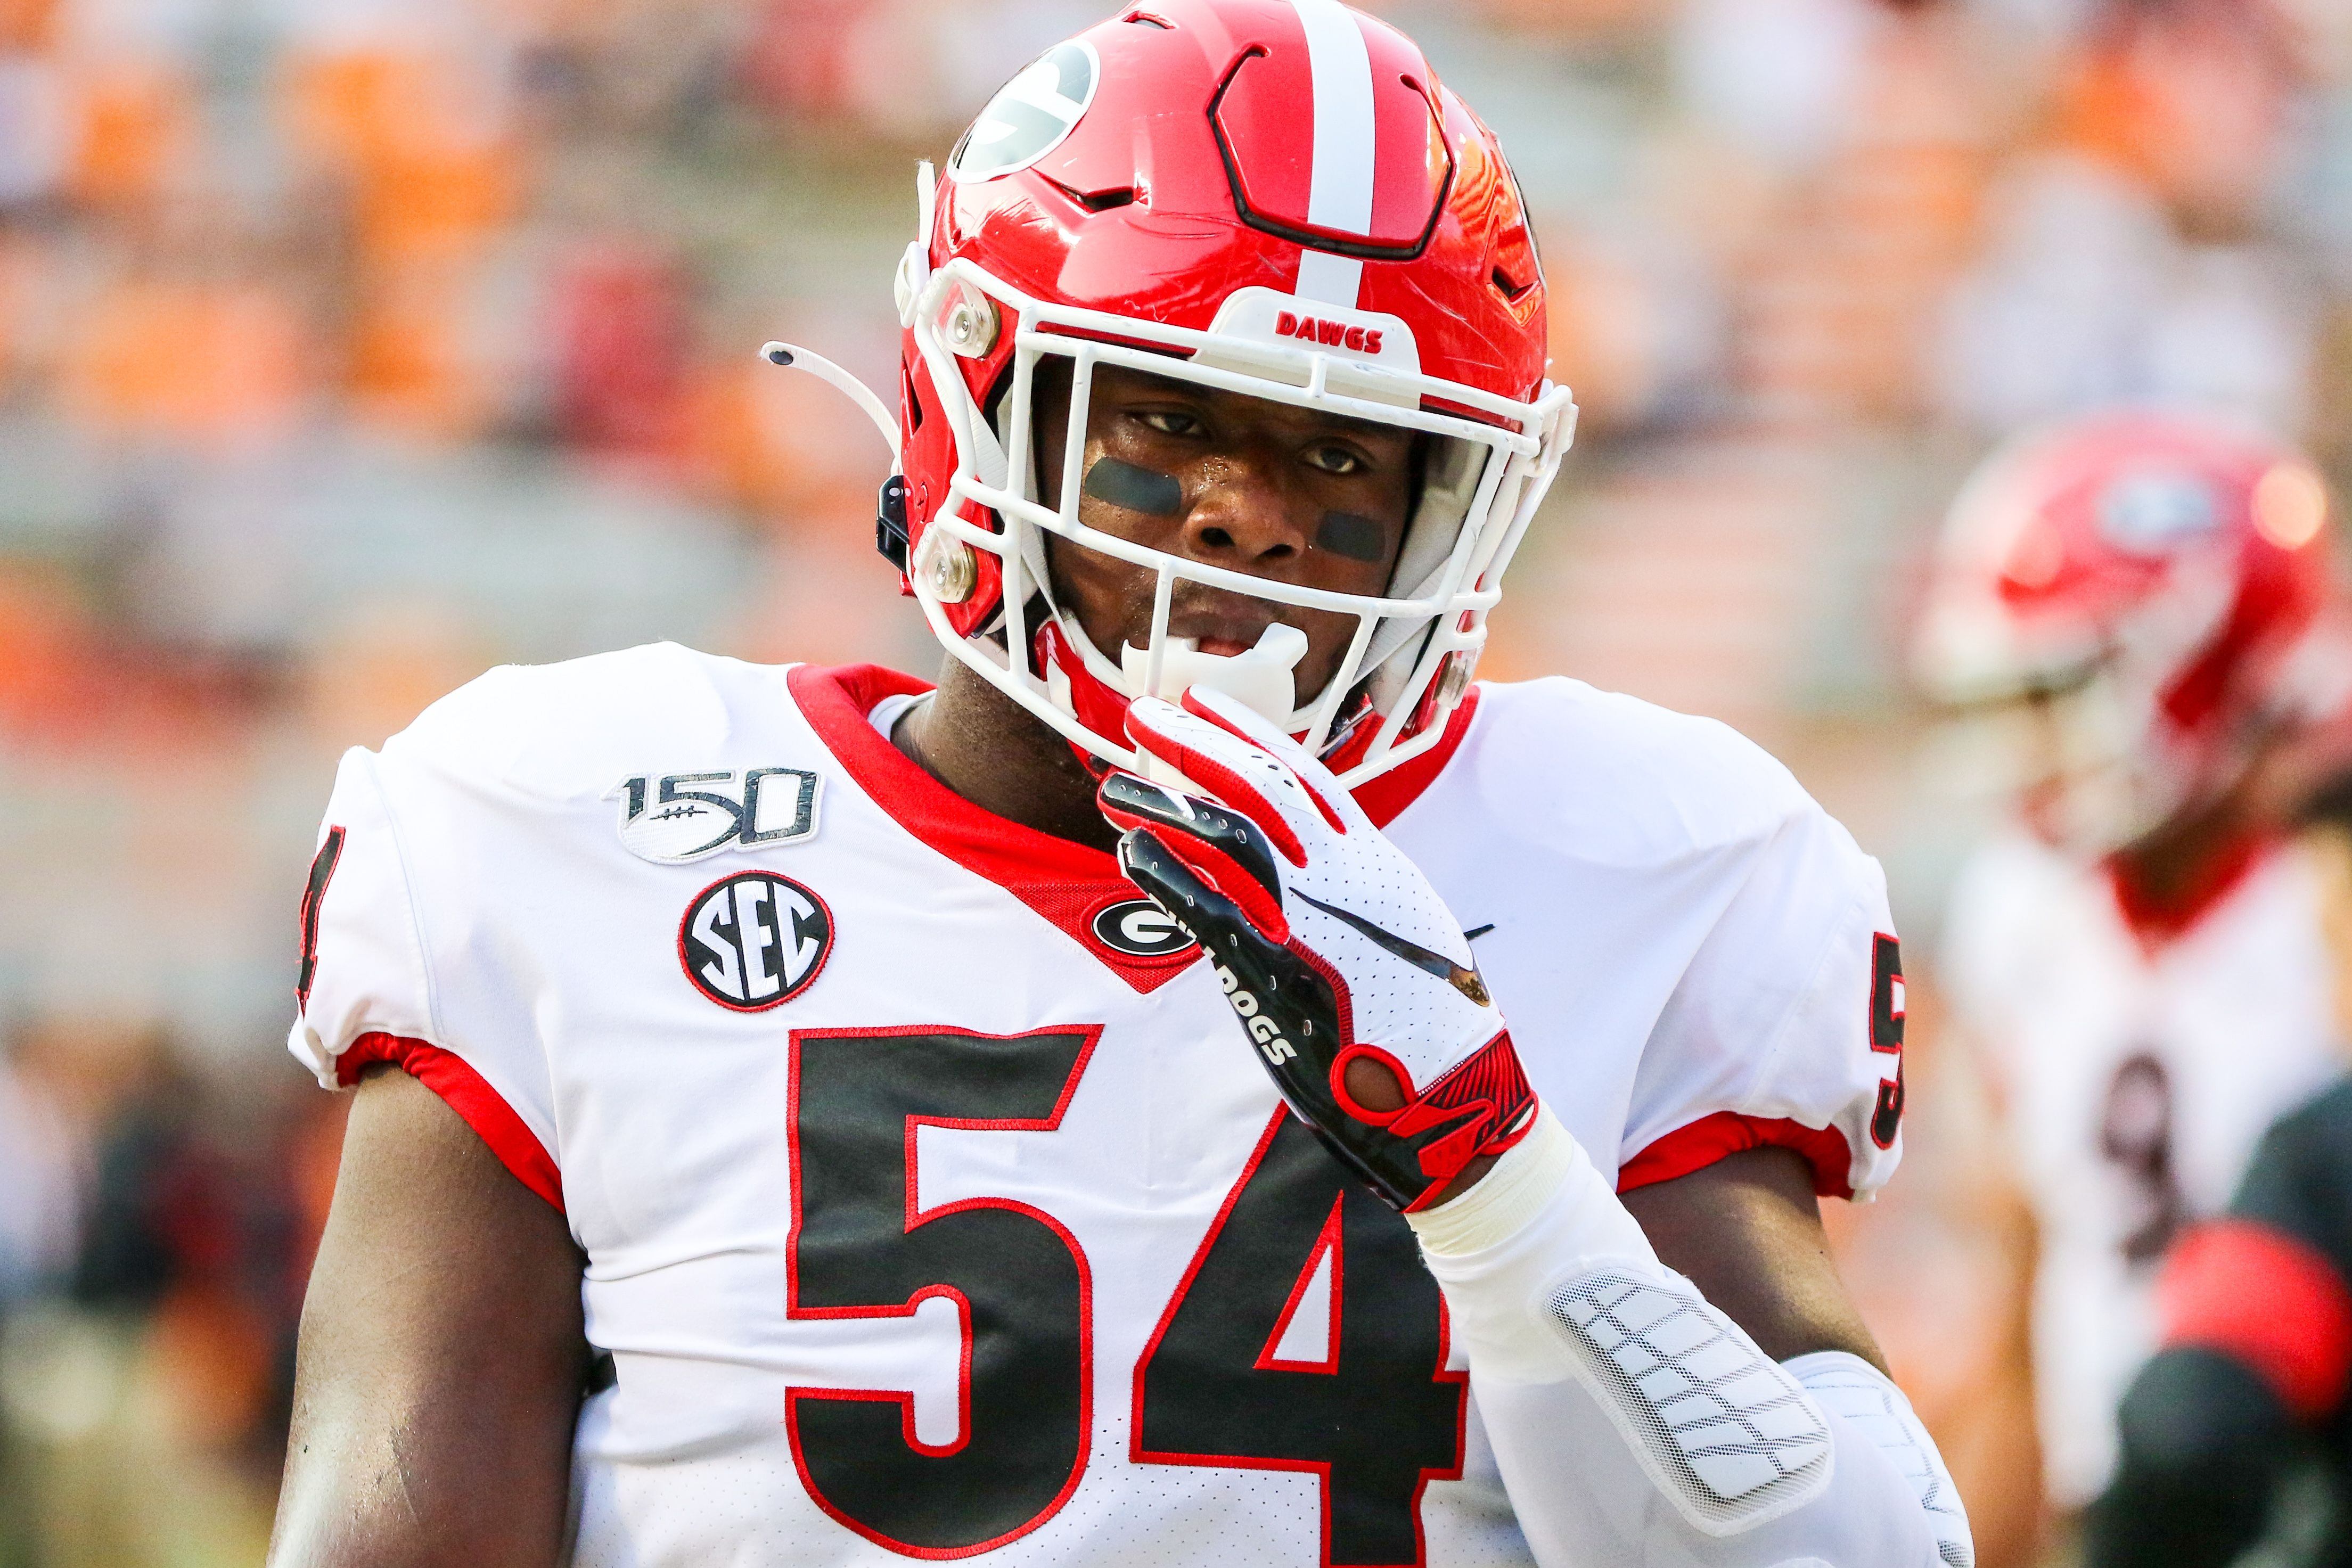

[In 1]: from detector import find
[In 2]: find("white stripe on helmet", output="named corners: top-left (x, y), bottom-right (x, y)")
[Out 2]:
top-left (1286, 0), bottom-right (1374, 308)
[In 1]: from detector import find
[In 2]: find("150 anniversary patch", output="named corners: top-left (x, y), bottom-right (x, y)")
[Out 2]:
top-left (611, 768), bottom-right (821, 865)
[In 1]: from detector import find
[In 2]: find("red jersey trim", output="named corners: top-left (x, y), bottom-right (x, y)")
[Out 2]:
top-left (1616, 1110), bottom-right (1857, 1202)
top-left (789, 663), bottom-right (1192, 994)
top-left (2161, 1218), bottom-right (2352, 1422)
top-left (1349, 687), bottom-right (1481, 830)
top-left (337, 1031), bottom-right (564, 1214)
top-left (785, 666), bottom-right (1481, 991)
top-left (2105, 834), bottom-right (2269, 950)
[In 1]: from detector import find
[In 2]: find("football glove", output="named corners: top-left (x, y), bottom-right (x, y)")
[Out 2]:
top-left (1099, 687), bottom-right (1538, 1212)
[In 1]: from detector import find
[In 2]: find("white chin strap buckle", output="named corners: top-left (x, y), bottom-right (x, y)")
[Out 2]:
top-left (1120, 623), bottom-right (1307, 727)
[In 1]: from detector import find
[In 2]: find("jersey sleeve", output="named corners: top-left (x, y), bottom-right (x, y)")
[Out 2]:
top-left (1614, 800), bottom-right (1904, 1202)
top-left (2148, 1080), bottom-right (2352, 1423)
top-left (286, 738), bottom-right (564, 1212)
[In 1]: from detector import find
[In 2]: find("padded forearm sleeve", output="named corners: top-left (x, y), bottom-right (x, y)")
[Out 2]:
top-left (1785, 1353), bottom-right (1972, 1568)
top-left (1409, 1111), bottom-right (1954, 1565)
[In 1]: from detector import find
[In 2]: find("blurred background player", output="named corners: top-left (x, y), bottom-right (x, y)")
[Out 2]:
top-left (2084, 767), bottom-right (2352, 1567)
top-left (1916, 408), bottom-right (2352, 1553)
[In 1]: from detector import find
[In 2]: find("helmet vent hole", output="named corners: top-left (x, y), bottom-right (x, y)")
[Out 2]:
top-left (1123, 10), bottom-right (1173, 26)
top-left (900, 364), bottom-right (924, 433)
top-left (1491, 265), bottom-right (1533, 302)
top-left (1080, 187), bottom-right (1137, 212)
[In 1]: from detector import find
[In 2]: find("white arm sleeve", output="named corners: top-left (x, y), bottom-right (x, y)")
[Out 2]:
top-left (1411, 1111), bottom-right (1960, 1566)
top-left (1786, 1352), bottom-right (1973, 1568)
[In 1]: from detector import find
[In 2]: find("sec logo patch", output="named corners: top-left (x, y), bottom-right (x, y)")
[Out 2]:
top-left (1089, 897), bottom-right (1196, 959)
top-left (679, 872), bottom-right (833, 1012)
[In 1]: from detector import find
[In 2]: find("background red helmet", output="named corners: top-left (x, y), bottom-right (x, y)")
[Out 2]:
top-left (1913, 408), bottom-right (2349, 854)
top-left (789, 0), bottom-right (1576, 783)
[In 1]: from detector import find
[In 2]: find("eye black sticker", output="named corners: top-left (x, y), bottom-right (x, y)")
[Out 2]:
top-left (1083, 457), bottom-right (1184, 516)
top-left (1314, 512), bottom-right (1388, 563)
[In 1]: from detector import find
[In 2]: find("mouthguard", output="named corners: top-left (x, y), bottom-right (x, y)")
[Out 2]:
top-left (1120, 622), bottom-right (1309, 726)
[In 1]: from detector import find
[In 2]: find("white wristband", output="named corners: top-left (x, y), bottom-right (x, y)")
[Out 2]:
top-left (1406, 1102), bottom-right (1581, 1256)
top-left (1407, 1105), bottom-right (1658, 1383)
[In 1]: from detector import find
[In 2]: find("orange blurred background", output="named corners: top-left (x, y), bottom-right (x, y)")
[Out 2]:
top-left (0, 0), bottom-right (2346, 1563)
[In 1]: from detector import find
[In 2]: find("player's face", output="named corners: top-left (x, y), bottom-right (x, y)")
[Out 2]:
top-left (1934, 679), bottom-right (2140, 853)
top-left (1034, 362), bottom-right (1418, 707)
top-left (2009, 687), bottom-right (2105, 846)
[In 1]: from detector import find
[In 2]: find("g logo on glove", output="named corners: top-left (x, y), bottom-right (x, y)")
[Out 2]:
top-left (1099, 688), bottom-right (1538, 1213)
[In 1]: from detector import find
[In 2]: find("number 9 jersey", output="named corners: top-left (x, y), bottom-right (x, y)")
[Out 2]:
top-left (289, 644), bottom-right (1906, 1568)
top-left (1939, 826), bottom-right (2340, 1510)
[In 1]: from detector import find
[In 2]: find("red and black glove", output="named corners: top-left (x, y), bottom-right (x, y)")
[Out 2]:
top-left (1100, 687), bottom-right (1538, 1212)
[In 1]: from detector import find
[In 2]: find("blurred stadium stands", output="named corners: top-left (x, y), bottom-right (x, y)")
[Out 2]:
top-left (0, 0), bottom-right (2345, 1562)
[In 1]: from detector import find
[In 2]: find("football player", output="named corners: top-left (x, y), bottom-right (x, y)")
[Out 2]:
top-left (1917, 409), bottom-right (2352, 1541)
top-left (2083, 769), bottom-right (2352, 1567)
top-left (268, 4), bottom-right (1969, 1565)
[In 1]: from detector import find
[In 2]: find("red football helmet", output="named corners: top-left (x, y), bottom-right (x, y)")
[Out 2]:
top-left (1913, 409), bottom-right (2349, 855)
top-left (767, 0), bottom-right (1575, 783)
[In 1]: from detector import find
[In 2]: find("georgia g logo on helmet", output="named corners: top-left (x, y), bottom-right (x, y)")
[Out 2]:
top-left (948, 41), bottom-right (1099, 184)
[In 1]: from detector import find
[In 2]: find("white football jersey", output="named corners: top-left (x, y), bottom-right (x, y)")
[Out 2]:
top-left (289, 645), bottom-right (1904, 1568)
top-left (1941, 827), bottom-right (2339, 1509)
